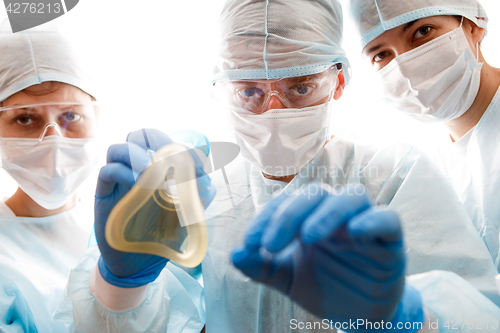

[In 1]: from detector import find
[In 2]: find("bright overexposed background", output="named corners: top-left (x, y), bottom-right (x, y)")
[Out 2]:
top-left (0, 0), bottom-right (499, 198)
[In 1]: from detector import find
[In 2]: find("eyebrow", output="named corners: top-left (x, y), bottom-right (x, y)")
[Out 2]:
top-left (402, 20), bottom-right (418, 33)
top-left (364, 19), bottom-right (421, 56)
top-left (364, 43), bottom-right (386, 57)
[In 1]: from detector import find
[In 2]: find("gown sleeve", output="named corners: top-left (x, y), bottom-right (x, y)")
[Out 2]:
top-left (0, 274), bottom-right (37, 333)
top-left (375, 145), bottom-right (500, 331)
top-left (408, 271), bottom-right (500, 332)
top-left (53, 245), bottom-right (205, 333)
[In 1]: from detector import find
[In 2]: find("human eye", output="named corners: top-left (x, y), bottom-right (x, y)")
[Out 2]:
top-left (414, 26), bottom-right (432, 39)
top-left (237, 87), bottom-right (264, 99)
top-left (289, 83), bottom-right (314, 97)
top-left (11, 108), bottom-right (37, 126)
top-left (60, 110), bottom-right (81, 122)
top-left (287, 76), bottom-right (319, 97)
top-left (373, 50), bottom-right (390, 63)
top-left (14, 114), bottom-right (35, 126)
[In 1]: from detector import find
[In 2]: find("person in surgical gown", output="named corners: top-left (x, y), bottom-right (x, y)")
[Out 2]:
top-left (0, 22), bottom-right (99, 332)
top-left (205, 1), bottom-right (500, 331)
top-left (57, 0), bottom-right (500, 332)
top-left (349, 0), bottom-right (500, 273)
top-left (0, 23), bottom-right (206, 332)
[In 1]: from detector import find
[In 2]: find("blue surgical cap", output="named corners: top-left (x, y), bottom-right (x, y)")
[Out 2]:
top-left (213, 0), bottom-right (351, 84)
top-left (349, 0), bottom-right (488, 49)
top-left (0, 20), bottom-right (96, 102)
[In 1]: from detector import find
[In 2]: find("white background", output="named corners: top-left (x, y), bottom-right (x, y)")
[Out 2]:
top-left (0, 0), bottom-right (499, 198)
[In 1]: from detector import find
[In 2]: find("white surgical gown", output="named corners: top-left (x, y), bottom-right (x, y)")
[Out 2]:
top-left (436, 87), bottom-right (500, 272)
top-left (0, 196), bottom-right (205, 333)
top-left (53, 246), bottom-right (206, 333)
top-left (0, 198), bottom-right (93, 332)
top-left (57, 138), bottom-right (500, 333)
top-left (202, 137), bottom-right (500, 332)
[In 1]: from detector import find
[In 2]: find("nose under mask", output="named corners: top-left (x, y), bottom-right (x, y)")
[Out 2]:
top-left (229, 102), bottom-right (332, 177)
top-left (0, 135), bottom-right (99, 210)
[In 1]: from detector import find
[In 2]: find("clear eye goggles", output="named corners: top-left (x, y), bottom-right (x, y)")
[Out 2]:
top-left (0, 102), bottom-right (100, 141)
top-left (217, 66), bottom-right (340, 113)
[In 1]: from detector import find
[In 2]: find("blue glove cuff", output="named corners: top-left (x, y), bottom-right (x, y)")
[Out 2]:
top-left (387, 284), bottom-right (424, 332)
top-left (344, 284), bottom-right (424, 333)
top-left (98, 256), bottom-right (167, 288)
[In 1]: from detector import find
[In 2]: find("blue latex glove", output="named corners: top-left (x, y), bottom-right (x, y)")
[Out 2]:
top-left (95, 128), bottom-right (216, 288)
top-left (232, 183), bottom-right (424, 332)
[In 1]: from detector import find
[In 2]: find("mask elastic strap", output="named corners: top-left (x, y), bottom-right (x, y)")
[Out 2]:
top-left (459, 17), bottom-right (479, 61)
top-left (39, 122), bottom-right (63, 141)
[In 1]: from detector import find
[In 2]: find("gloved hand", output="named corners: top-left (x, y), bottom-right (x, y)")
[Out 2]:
top-left (95, 128), bottom-right (216, 288)
top-left (232, 183), bottom-right (424, 332)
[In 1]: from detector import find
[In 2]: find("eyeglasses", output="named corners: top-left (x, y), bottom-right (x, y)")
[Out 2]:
top-left (217, 67), bottom-right (339, 113)
top-left (0, 102), bottom-right (100, 141)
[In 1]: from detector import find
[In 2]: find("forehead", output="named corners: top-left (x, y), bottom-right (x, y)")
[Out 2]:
top-left (2, 83), bottom-right (93, 107)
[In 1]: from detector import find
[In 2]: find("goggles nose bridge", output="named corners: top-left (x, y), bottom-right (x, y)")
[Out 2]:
top-left (39, 122), bottom-right (64, 142)
top-left (261, 91), bottom-right (292, 112)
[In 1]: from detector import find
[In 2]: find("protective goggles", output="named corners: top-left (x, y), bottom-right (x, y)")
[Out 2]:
top-left (217, 66), bottom-right (340, 113)
top-left (0, 102), bottom-right (100, 141)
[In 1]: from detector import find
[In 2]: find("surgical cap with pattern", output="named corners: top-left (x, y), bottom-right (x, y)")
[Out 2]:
top-left (349, 0), bottom-right (488, 49)
top-left (213, 0), bottom-right (351, 84)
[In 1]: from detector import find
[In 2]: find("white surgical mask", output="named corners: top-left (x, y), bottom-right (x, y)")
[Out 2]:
top-left (229, 102), bottom-right (331, 176)
top-left (377, 26), bottom-right (483, 123)
top-left (0, 136), bottom-right (98, 210)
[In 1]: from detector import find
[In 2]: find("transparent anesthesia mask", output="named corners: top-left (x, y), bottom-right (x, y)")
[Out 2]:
top-left (217, 66), bottom-right (340, 113)
top-left (105, 143), bottom-right (208, 268)
top-left (0, 102), bottom-right (100, 141)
